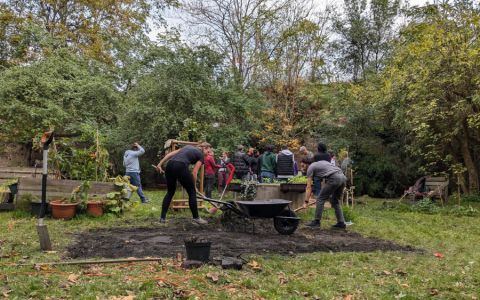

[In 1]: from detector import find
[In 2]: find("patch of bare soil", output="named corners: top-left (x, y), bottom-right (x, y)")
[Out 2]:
top-left (67, 218), bottom-right (419, 259)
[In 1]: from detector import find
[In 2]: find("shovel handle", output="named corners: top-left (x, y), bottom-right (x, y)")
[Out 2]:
top-left (294, 201), bottom-right (316, 212)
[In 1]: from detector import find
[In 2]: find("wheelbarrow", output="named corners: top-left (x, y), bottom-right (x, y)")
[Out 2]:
top-left (196, 194), bottom-right (300, 235)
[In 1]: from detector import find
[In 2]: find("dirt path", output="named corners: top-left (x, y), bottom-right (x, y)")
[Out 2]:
top-left (67, 218), bottom-right (419, 259)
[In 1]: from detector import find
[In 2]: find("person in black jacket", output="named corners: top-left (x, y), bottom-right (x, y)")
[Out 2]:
top-left (276, 145), bottom-right (295, 181)
top-left (232, 145), bottom-right (250, 179)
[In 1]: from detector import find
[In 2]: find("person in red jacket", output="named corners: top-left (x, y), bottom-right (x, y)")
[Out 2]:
top-left (204, 149), bottom-right (221, 198)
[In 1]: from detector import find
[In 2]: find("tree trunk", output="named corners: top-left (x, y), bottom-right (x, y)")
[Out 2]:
top-left (460, 123), bottom-right (480, 193)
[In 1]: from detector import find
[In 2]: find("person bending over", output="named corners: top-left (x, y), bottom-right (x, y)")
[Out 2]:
top-left (156, 142), bottom-right (211, 225)
top-left (303, 160), bottom-right (347, 229)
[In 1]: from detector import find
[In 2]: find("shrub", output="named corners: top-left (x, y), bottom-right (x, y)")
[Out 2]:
top-left (411, 198), bottom-right (440, 214)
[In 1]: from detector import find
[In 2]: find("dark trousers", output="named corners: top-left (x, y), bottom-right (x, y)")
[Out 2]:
top-left (161, 161), bottom-right (198, 219)
top-left (315, 173), bottom-right (346, 223)
top-left (205, 174), bottom-right (215, 198)
top-left (217, 171), bottom-right (227, 192)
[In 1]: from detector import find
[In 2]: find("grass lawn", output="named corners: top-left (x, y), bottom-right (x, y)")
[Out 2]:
top-left (0, 191), bottom-right (479, 299)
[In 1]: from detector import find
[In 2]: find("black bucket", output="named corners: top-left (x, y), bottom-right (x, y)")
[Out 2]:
top-left (31, 202), bottom-right (51, 217)
top-left (184, 241), bottom-right (211, 262)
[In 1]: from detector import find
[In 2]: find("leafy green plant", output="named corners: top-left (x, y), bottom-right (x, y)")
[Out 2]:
top-left (461, 193), bottom-right (480, 203)
top-left (240, 177), bottom-right (257, 201)
top-left (411, 198), bottom-right (440, 214)
top-left (445, 205), bottom-right (479, 217)
top-left (287, 176), bottom-right (307, 184)
top-left (104, 176), bottom-right (138, 214)
top-left (71, 181), bottom-right (91, 208)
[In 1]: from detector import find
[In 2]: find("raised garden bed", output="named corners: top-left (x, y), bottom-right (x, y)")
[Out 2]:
top-left (280, 183), bottom-right (306, 193)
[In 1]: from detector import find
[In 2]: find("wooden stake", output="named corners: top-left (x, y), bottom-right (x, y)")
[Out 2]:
top-left (25, 257), bottom-right (163, 267)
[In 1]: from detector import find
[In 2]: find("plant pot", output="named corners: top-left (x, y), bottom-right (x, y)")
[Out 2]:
top-left (280, 183), bottom-right (306, 193)
top-left (86, 201), bottom-right (104, 217)
top-left (227, 183), bottom-right (242, 192)
top-left (50, 200), bottom-right (78, 220)
top-left (31, 202), bottom-right (51, 217)
top-left (184, 241), bottom-right (211, 262)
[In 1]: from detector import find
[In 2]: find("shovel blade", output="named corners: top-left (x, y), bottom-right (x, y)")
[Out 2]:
top-left (37, 223), bottom-right (52, 251)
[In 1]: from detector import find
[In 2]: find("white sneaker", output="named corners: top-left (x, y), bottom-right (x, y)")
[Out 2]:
top-left (192, 217), bottom-right (208, 225)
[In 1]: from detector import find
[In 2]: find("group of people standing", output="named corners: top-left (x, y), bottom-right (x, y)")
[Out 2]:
top-left (123, 141), bottom-right (351, 228)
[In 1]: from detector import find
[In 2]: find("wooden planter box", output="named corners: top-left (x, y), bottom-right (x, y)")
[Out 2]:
top-left (280, 183), bottom-right (306, 193)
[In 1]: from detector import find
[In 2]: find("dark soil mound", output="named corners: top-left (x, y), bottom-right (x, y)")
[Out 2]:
top-left (67, 218), bottom-right (419, 259)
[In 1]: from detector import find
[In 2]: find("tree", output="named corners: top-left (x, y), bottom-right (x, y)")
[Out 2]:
top-left (332, 0), bottom-right (400, 81)
top-left (379, 1), bottom-right (480, 193)
top-left (181, 0), bottom-right (291, 87)
top-left (0, 49), bottom-right (121, 143)
top-left (0, 0), bottom-right (171, 65)
top-left (110, 43), bottom-right (262, 164)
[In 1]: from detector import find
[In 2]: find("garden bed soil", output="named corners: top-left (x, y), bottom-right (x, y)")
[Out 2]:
top-left (67, 218), bottom-right (419, 259)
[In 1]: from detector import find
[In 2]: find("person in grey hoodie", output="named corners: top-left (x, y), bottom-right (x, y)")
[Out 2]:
top-left (123, 142), bottom-right (149, 203)
top-left (276, 145), bottom-right (295, 180)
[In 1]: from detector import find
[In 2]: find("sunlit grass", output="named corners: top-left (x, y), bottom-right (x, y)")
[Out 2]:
top-left (0, 194), bottom-right (479, 299)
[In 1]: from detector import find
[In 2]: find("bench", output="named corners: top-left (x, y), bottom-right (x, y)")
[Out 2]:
top-left (425, 176), bottom-right (449, 203)
top-left (408, 176), bottom-right (449, 204)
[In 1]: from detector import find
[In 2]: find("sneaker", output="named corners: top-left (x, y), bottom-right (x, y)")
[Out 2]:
top-left (192, 217), bottom-right (208, 225)
top-left (332, 222), bottom-right (346, 229)
top-left (305, 219), bottom-right (320, 228)
top-left (159, 218), bottom-right (166, 224)
top-left (142, 198), bottom-right (150, 204)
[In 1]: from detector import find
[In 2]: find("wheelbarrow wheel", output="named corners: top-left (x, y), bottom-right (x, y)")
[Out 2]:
top-left (273, 210), bottom-right (299, 235)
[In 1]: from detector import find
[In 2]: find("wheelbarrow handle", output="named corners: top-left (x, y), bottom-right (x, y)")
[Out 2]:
top-left (196, 193), bottom-right (234, 209)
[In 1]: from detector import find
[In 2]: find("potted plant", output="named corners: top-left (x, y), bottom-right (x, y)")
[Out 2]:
top-left (49, 194), bottom-right (79, 220)
top-left (280, 176), bottom-right (307, 193)
top-left (103, 176), bottom-right (137, 215)
top-left (74, 181), bottom-right (104, 217)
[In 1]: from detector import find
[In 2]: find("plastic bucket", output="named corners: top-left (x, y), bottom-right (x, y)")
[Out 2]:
top-left (184, 241), bottom-right (211, 262)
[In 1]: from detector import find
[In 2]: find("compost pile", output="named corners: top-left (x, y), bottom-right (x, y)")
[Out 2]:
top-left (67, 218), bottom-right (419, 259)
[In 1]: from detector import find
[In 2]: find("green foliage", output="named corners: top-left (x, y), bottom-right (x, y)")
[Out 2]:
top-left (461, 193), bottom-right (480, 203)
top-left (0, 49), bottom-right (120, 143)
top-left (49, 125), bottom-right (110, 181)
top-left (104, 176), bottom-right (138, 214)
top-left (71, 181), bottom-right (91, 208)
top-left (342, 206), bottom-right (357, 222)
top-left (287, 176), bottom-right (307, 184)
top-left (411, 198), bottom-right (440, 214)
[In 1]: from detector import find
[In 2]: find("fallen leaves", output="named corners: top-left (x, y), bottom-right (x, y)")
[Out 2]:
top-left (343, 294), bottom-right (353, 300)
top-left (33, 263), bottom-right (50, 271)
top-left (277, 272), bottom-right (288, 285)
top-left (2, 288), bottom-right (12, 298)
top-left (247, 260), bottom-right (262, 271)
top-left (430, 288), bottom-right (439, 296)
top-left (67, 273), bottom-right (80, 283)
top-left (206, 272), bottom-right (219, 283)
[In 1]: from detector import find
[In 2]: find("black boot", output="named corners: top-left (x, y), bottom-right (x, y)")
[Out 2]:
top-left (305, 219), bottom-right (320, 228)
top-left (332, 222), bottom-right (346, 229)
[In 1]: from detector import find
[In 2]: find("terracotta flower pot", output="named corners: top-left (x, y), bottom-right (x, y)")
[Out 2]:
top-left (86, 201), bottom-right (104, 217)
top-left (50, 200), bottom-right (78, 220)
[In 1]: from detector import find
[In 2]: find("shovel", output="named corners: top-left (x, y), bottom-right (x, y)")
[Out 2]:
top-left (37, 131), bottom-right (54, 251)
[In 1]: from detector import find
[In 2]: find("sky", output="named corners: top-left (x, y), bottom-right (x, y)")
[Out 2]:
top-left (149, 0), bottom-right (432, 42)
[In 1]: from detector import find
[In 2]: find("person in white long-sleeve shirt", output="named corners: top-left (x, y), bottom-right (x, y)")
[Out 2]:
top-left (123, 142), bottom-right (149, 203)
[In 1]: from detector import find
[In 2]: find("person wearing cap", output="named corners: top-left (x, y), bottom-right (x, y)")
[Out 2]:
top-left (123, 142), bottom-right (149, 203)
top-left (156, 142), bottom-right (212, 225)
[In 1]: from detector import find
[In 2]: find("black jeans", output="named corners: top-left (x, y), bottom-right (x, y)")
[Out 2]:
top-left (204, 174), bottom-right (215, 198)
top-left (161, 161), bottom-right (198, 219)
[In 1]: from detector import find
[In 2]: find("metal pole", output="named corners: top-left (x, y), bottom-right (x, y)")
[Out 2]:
top-left (37, 132), bottom-right (54, 251)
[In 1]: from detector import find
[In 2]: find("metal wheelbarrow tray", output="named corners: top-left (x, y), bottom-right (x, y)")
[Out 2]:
top-left (197, 195), bottom-right (300, 235)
